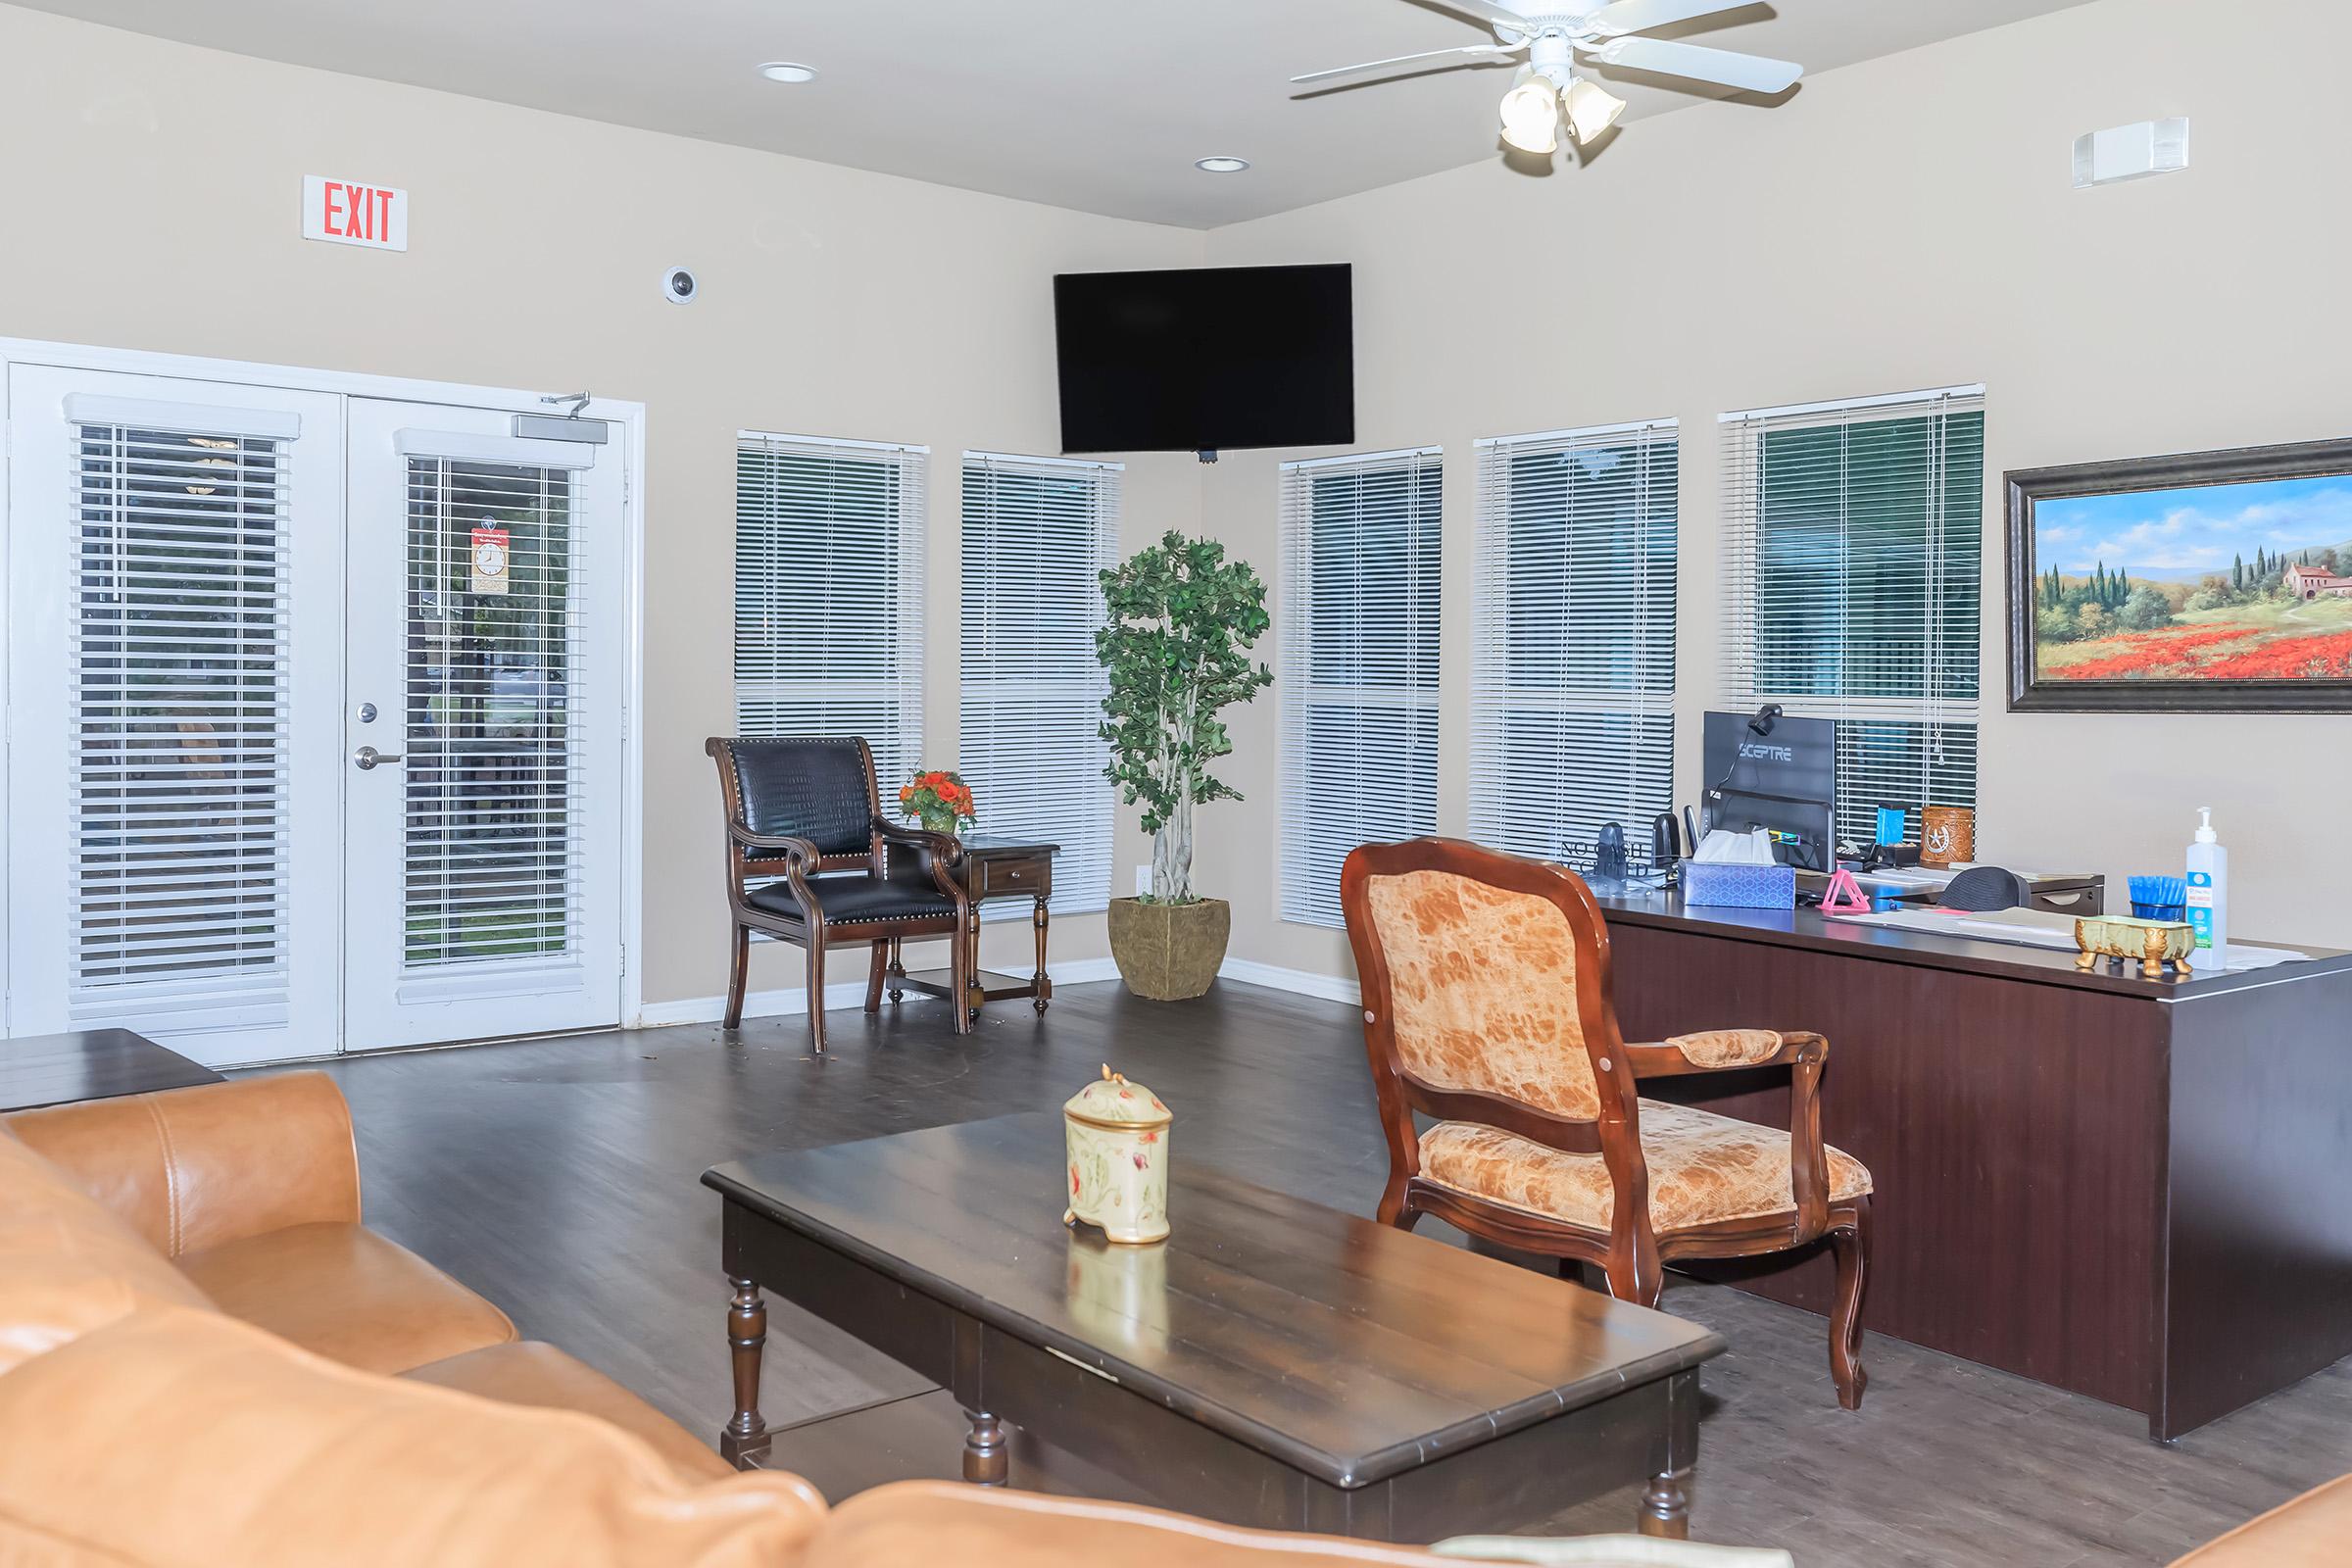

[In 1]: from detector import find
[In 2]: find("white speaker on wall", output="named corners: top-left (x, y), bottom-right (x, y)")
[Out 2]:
top-left (2073, 118), bottom-right (2189, 187)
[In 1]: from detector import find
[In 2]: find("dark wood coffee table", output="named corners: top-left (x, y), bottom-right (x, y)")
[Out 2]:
top-left (702, 1114), bottom-right (1724, 1542)
top-left (0, 1028), bottom-right (224, 1114)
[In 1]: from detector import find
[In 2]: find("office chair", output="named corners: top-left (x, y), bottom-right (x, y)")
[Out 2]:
top-left (1940, 865), bottom-right (2030, 913)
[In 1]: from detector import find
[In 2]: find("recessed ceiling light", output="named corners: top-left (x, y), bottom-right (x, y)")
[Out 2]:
top-left (758, 62), bottom-right (817, 83)
top-left (1195, 156), bottom-right (1251, 174)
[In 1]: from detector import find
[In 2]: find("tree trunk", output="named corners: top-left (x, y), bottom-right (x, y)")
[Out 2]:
top-left (1153, 775), bottom-right (1195, 904)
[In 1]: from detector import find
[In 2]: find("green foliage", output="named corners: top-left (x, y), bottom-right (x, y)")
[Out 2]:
top-left (2117, 584), bottom-right (2174, 632)
top-left (1095, 531), bottom-right (1273, 903)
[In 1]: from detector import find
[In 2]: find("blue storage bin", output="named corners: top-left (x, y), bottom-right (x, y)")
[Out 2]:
top-left (1680, 859), bottom-right (1796, 910)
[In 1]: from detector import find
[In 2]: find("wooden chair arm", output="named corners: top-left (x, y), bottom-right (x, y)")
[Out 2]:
top-left (726, 823), bottom-right (822, 862)
top-left (1623, 1032), bottom-right (1834, 1244)
top-left (875, 817), bottom-right (964, 868)
top-left (1620, 1031), bottom-right (1826, 1078)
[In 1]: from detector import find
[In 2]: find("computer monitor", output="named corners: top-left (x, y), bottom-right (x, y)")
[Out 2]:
top-left (1700, 710), bottom-right (1837, 872)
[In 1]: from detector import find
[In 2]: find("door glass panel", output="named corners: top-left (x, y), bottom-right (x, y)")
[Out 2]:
top-left (402, 458), bottom-right (577, 968)
top-left (71, 420), bottom-right (291, 1028)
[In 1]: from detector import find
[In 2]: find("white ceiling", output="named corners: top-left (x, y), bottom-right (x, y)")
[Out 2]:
top-left (20, 0), bottom-right (2094, 227)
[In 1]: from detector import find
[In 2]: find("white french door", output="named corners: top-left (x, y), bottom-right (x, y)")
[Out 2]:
top-left (5, 361), bottom-right (627, 1065)
top-left (340, 401), bottom-right (622, 1050)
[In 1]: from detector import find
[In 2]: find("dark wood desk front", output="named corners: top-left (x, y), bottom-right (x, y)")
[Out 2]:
top-left (1591, 893), bottom-right (2352, 1439)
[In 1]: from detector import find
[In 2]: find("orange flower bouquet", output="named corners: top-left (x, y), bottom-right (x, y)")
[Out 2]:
top-left (899, 768), bottom-right (977, 837)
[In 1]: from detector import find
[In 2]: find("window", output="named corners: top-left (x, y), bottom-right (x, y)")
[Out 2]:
top-left (71, 411), bottom-right (294, 1023)
top-left (1468, 420), bottom-right (1678, 860)
top-left (1721, 387), bottom-right (1984, 849)
top-left (1279, 448), bottom-right (1442, 928)
top-left (958, 452), bottom-right (1119, 917)
top-left (733, 431), bottom-right (926, 791)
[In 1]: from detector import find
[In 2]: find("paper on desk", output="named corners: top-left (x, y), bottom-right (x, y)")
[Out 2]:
top-left (2216, 943), bottom-right (2312, 971)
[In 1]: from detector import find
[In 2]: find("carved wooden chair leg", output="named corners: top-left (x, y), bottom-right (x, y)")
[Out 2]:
top-left (1376, 1176), bottom-right (1418, 1230)
top-left (886, 938), bottom-right (906, 1003)
top-left (1829, 1199), bottom-right (1871, 1409)
top-left (863, 941), bottom-right (887, 1014)
top-left (722, 924), bottom-right (750, 1031)
top-left (805, 932), bottom-right (828, 1054)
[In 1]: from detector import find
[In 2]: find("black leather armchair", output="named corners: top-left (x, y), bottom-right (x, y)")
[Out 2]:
top-left (705, 737), bottom-right (969, 1052)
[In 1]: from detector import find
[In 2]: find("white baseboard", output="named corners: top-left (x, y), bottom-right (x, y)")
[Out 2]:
top-left (1215, 956), bottom-right (1361, 1007)
top-left (632, 956), bottom-right (1128, 1029)
top-left (633, 981), bottom-right (876, 1028)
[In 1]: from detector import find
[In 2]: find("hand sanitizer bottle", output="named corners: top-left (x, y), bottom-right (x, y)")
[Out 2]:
top-left (2185, 807), bottom-right (2229, 972)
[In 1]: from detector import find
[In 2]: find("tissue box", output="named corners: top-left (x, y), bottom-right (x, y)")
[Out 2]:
top-left (1681, 859), bottom-right (1796, 910)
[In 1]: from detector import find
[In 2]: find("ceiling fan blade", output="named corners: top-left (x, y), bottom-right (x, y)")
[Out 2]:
top-left (1586, 35), bottom-right (1803, 93)
top-left (1416, 0), bottom-right (1542, 34)
top-left (1580, 0), bottom-right (1753, 38)
top-left (1291, 43), bottom-right (1522, 85)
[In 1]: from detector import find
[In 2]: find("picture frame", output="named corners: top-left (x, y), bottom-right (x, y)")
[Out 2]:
top-left (2005, 437), bottom-right (2352, 712)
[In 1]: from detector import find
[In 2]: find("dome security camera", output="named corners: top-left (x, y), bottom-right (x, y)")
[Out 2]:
top-left (660, 266), bottom-right (700, 305)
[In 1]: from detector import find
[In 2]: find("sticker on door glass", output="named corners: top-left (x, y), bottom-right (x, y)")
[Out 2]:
top-left (469, 523), bottom-right (511, 596)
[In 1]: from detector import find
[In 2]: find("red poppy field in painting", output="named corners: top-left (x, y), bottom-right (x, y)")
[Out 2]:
top-left (2039, 600), bottom-right (2352, 682)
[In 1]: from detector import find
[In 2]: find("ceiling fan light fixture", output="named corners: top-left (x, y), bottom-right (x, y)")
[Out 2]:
top-left (1562, 78), bottom-right (1628, 143)
top-left (1498, 74), bottom-right (1559, 155)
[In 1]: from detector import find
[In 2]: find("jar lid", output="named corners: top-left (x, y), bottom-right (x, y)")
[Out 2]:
top-left (1063, 1063), bottom-right (1170, 1129)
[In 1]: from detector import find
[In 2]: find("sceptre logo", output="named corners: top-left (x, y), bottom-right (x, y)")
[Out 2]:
top-left (1738, 741), bottom-right (1794, 763)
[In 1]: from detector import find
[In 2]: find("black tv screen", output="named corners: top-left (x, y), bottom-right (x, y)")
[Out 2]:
top-left (1054, 264), bottom-right (1354, 454)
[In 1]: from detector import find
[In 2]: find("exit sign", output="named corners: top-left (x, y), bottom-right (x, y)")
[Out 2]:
top-left (303, 176), bottom-right (408, 251)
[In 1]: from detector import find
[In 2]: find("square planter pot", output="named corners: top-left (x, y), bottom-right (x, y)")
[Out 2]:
top-left (1106, 897), bottom-right (1230, 1002)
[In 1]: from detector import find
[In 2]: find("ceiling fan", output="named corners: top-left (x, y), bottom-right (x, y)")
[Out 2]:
top-left (1293, 0), bottom-right (1804, 156)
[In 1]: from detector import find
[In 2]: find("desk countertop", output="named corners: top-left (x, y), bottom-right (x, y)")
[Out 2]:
top-left (1592, 890), bottom-right (2352, 1002)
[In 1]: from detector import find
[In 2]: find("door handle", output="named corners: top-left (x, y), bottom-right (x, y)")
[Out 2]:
top-left (353, 745), bottom-right (405, 771)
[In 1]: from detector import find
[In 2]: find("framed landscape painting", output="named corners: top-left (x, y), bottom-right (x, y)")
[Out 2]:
top-left (2006, 438), bottom-right (2352, 711)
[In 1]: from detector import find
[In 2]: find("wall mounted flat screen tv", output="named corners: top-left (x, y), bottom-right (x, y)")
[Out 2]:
top-left (1054, 264), bottom-right (1354, 456)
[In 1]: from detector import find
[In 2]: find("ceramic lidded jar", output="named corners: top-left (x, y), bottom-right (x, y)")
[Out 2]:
top-left (1062, 1064), bottom-right (1171, 1245)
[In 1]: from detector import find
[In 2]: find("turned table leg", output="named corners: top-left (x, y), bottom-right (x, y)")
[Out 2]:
top-left (961, 1408), bottom-right (1009, 1486)
top-left (718, 1276), bottom-right (770, 1468)
top-left (1639, 1466), bottom-right (1692, 1540)
top-left (1031, 894), bottom-right (1053, 1013)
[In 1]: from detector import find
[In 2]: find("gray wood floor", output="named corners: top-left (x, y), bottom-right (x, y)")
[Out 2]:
top-left (280, 979), bottom-right (2352, 1566)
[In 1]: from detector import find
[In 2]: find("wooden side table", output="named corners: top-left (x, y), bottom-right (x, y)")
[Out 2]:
top-left (889, 835), bottom-right (1059, 1021)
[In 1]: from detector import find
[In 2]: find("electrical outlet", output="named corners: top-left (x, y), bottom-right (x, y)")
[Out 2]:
top-left (1134, 865), bottom-right (1152, 898)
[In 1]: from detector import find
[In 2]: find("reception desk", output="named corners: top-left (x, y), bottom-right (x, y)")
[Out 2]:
top-left (1592, 892), bottom-right (2352, 1439)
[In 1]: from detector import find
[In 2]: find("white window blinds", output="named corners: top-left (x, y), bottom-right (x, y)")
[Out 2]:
top-left (734, 432), bottom-right (927, 792)
top-left (402, 456), bottom-right (581, 969)
top-left (1279, 448), bottom-right (1443, 929)
top-left (70, 415), bottom-right (293, 1028)
top-left (1468, 421), bottom-right (1678, 860)
top-left (1721, 386), bottom-right (1984, 850)
top-left (958, 452), bottom-right (1119, 918)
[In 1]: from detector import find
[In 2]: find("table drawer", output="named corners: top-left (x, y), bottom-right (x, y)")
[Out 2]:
top-left (977, 855), bottom-right (1052, 898)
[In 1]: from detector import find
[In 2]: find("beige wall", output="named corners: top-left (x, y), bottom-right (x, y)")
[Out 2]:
top-left (5, 0), bottom-right (2346, 1014)
top-left (1200, 0), bottom-right (2352, 981)
top-left (0, 3), bottom-right (1200, 1008)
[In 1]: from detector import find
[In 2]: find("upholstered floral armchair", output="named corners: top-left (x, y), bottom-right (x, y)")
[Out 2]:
top-left (1341, 837), bottom-right (1873, 1409)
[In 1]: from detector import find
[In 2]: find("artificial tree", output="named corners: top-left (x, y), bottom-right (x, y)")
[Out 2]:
top-left (1096, 530), bottom-right (1273, 906)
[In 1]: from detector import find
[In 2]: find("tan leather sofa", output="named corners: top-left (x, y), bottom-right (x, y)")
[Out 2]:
top-left (0, 1072), bottom-right (1783, 1567)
